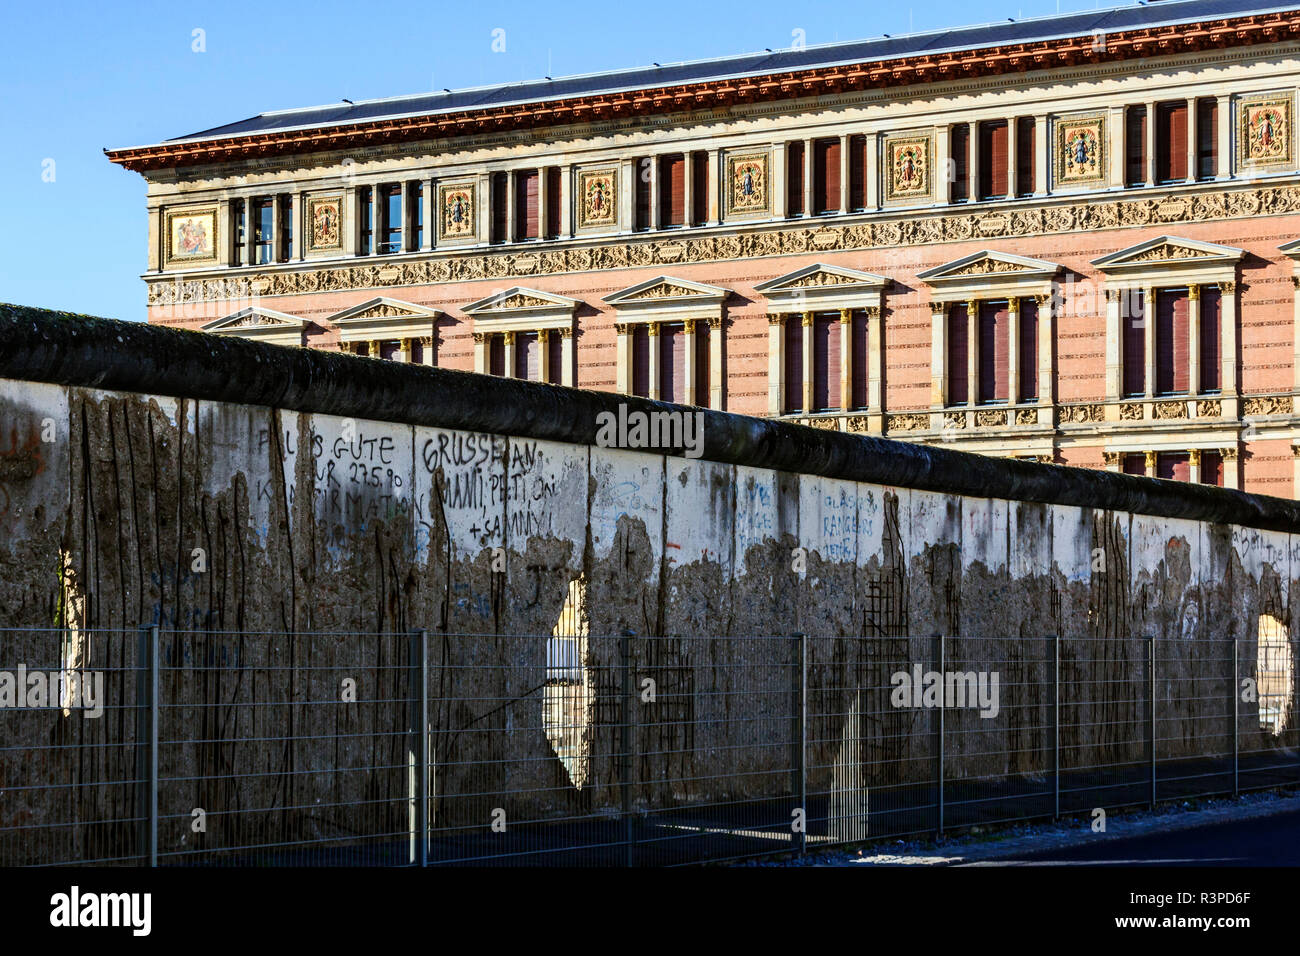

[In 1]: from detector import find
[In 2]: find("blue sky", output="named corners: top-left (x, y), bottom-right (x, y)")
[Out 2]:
top-left (0, 0), bottom-right (1135, 321)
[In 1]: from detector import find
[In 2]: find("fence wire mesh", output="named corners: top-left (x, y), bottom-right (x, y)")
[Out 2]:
top-left (0, 627), bottom-right (1296, 866)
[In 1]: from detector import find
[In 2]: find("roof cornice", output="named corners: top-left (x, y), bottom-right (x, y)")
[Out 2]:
top-left (106, 10), bottom-right (1300, 174)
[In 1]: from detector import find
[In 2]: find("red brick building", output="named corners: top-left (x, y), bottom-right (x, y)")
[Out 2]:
top-left (109, 0), bottom-right (1300, 493)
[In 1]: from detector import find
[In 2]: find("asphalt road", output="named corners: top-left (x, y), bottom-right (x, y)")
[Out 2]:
top-left (963, 809), bottom-right (1300, 866)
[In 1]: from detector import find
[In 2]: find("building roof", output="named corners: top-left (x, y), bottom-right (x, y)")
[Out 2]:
top-left (107, 0), bottom-right (1300, 170)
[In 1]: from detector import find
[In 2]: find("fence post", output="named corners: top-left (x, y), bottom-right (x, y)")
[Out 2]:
top-left (795, 633), bottom-right (807, 856)
top-left (936, 633), bottom-right (945, 840)
top-left (1148, 635), bottom-right (1156, 811)
top-left (418, 629), bottom-right (429, 867)
top-left (407, 629), bottom-right (430, 867)
top-left (1053, 633), bottom-right (1060, 822)
top-left (135, 625), bottom-right (159, 867)
top-left (620, 630), bottom-right (636, 867)
top-left (1232, 636), bottom-right (1239, 798)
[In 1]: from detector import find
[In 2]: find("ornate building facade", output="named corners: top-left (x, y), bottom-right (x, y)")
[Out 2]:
top-left (110, 0), bottom-right (1300, 493)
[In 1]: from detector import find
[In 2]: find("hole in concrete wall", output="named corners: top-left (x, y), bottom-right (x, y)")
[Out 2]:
top-left (545, 576), bottom-right (592, 789)
top-left (1257, 613), bottom-right (1293, 737)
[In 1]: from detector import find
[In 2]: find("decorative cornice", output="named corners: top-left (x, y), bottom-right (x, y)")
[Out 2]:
top-left (148, 180), bottom-right (1300, 307)
top-left (107, 11), bottom-right (1300, 173)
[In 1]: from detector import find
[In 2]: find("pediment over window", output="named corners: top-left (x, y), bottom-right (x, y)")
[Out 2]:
top-left (202, 307), bottom-right (306, 347)
top-left (1091, 236), bottom-right (1243, 287)
top-left (603, 276), bottom-right (729, 323)
top-left (327, 297), bottom-right (442, 343)
top-left (754, 263), bottom-right (888, 312)
top-left (463, 286), bottom-right (581, 332)
top-left (1280, 238), bottom-right (1300, 259)
top-left (918, 251), bottom-right (1061, 302)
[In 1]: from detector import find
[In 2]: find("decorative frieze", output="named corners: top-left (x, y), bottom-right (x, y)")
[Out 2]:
top-left (1153, 400), bottom-right (1188, 420)
top-left (885, 413), bottom-right (928, 432)
top-left (975, 409), bottom-right (1007, 428)
top-left (149, 181), bottom-right (1300, 305)
top-left (1243, 395), bottom-right (1294, 416)
top-left (1059, 403), bottom-right (1103, 424)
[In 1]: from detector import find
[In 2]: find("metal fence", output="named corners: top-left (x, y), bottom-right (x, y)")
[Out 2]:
top-left (0, 627), bottom-right (1296, 866)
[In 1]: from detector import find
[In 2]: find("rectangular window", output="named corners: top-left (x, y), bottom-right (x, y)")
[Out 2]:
top-left (1122, 290), bottom-right (1146, 397)
top-left (1123, 454), bottom-right (1146, 476)
top-left (279, 195), bottom-right (293, 261)
top-left (978, 121), bottom-right (1010, 200)
top-left (411, 183), bottom-right (423, 250)
top-left (1016, 118), bottom-right (1036, 197)
top-left (1156, 452), bottom-right (1191, 482)
top-left (490, 173), bottom-right (508, 244)
top-left (515, 169), bottom-right (540, 241)
top-left (515, 331), bottom-right (540, 380)
top-left (695, 323), bottom-right (710, 406)
top-left (659, 154), bottom-right (686, 227)
top-left (547, 331), bottom-right (564, 385)
top-left (1155, 289), bottom-right (1190, 395)
top-left (632, 325), bottom-right (651, 397)
top-left (1156, 102), bottom-right (1189, 183)
top-left (1202, 451), bottom-right (1224, 486)
top-left (233, 200), bottom-right (246, 266)
top-left (379, 184), bottom-right (402, 254)
top-left (786, 141), bottom-right (805, 217)
top-left (690, 152), bottom-right (708, 226)
top-left (1197, 98), bottom-right (1218, 181)
top-left (849, 135), bottom-right (868, 211)
top-left (978, 301), bottom-right (1010, 404)
top-left (358, 188), bottom-right (372, 255)
top-left (813, 313), bottom-right (841, 411)
top-left (1126, 106), bottom-right (1147, 186)
top-left (489, 335), bottom-right (506, 377)
top-left (851, 309), bottom-right (869, 409)
top-left (634, 157), bottom-right (652, 231)
top-left (660, 323), bottom-right (687, 404)
top-left (950, 125), bottom-right (970, 202)
top-left (1019, 298), bottom-right (1039, 403)
top-left (813, 138), bottom-right (841, 215)
top-left (1200, 285), bottom-right (1221, 393)
top-left (948, 303), bottom-right (969, 406)
top-left (784, 318), bottom-right (804, 412)
top-left (254, 197), bottom-right (274, 265)
top-left (545, 167), bottom-right (561, 239)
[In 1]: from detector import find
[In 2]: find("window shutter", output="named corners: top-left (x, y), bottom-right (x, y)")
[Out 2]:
top-left (634, 158), bottom-right (651, 230)
top-left (787, 142), bottom-right (805, 216)
top-left (545, 167), bottom-right (561, 239)
top-left (659, 324), bottom-right (686, 404)
top-left (1155, 290), bottom-right (1189, 394)
top-left (784, 319), bottom-right (804, 411)
top-left (632, 325), bottom-right (650, 397)
top-left (691, 152), bottom-right (708, 225)
top-left (1200, 286), bottom-right (1221, 392)
top-left (489, 335), bottom-right (506, 377)
top-left (849, 135), bottom-right (867, 211)
top-left (815, 139), bottom-right (840, 214)
top-left (980, 122), bottom-right (1009, 199)
top-left (851, 310), bottom-right (869, 409)
top-left (1158, 103), bottom-right (1188, 182)
top-left (547, 331), bottom-right (564, 385)
top-left (1126, 107), bottom-right (1147, 186)
top-left (1157, 452), bottom-right (1190, 482)
top-left (978, 302), bottom-right (1010, 403)
top-left (1018, 298), bottom-right (1038, 402)
top-left (951, 126), bottom-right (970, 202)
top-left (491, 173), bottom-right (508, 243)
top-left (813, 314), bottom-right (841, 410)
top-left (1202, 451), bottom-right (1224, 487)
top-left (1122, 291), bottom-right (1146, 397)
top-left (948, 304), bottom-right (969, 406)
top-left (514, 170), bottom-right (540, 240)
top-left (1016, 118), bottom-right (1036, 196)
top-left (1197, 98), bottom-right (1218, 180)
top-left (660, 155), bottom-right (685, 227)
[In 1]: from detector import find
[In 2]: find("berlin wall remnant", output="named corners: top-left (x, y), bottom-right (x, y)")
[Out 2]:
top-left (0, 303), bottom-right (1296, 864)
